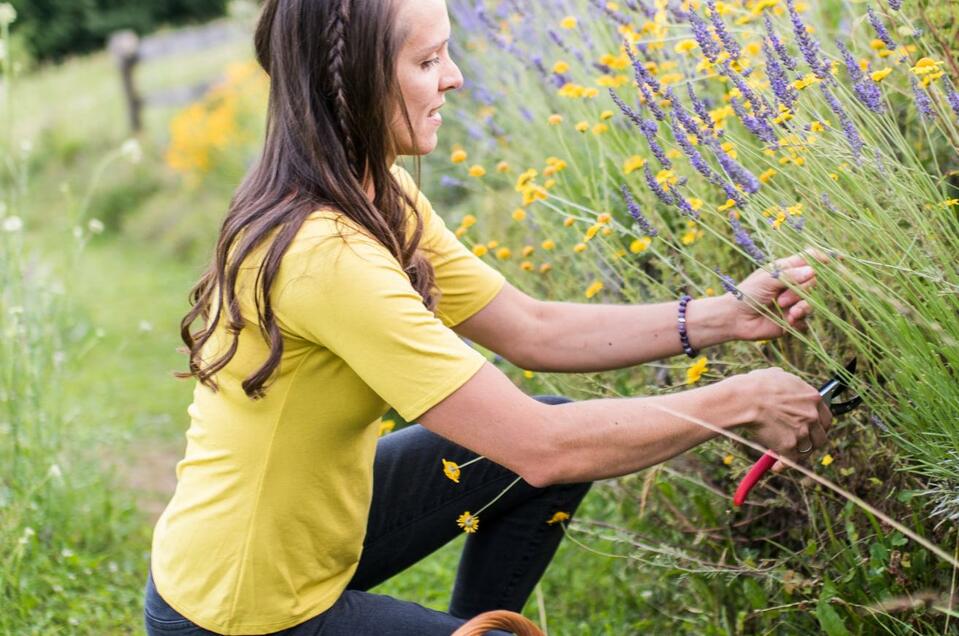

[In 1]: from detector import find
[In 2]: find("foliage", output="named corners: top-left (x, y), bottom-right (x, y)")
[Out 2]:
top-left (7, 0), bottom-right (229, 62)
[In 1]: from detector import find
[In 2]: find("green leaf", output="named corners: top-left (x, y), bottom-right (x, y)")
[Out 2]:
top-left (816, 598), bottom-right (851, 636)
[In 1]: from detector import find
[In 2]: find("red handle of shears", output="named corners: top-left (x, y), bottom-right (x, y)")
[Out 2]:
top-left (732, 452), bottom-right (778, 507)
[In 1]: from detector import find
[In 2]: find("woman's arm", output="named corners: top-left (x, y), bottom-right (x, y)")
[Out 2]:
top-left (418, 362), bottom-right (829, 487)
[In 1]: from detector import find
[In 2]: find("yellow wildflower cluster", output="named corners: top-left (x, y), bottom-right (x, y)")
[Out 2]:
top-left (166, 61), bottom-right (268, 178)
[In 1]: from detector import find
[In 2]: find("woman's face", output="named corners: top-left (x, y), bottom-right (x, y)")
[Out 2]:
top-left (391, 0), bottom-right (463, 159)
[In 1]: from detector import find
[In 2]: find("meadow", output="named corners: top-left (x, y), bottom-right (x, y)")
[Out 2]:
top-left (1, 0), bottom-right (958, 633)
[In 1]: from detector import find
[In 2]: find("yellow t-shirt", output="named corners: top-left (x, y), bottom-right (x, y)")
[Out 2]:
top-left (150, 166), bottom-right (506, 634)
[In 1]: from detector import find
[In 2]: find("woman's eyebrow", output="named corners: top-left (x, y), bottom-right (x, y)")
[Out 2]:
top-left (415, 38), bottom-right (449, 57)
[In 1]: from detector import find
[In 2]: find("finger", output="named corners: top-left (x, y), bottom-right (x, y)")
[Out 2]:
top-left (782, 266), bottom-right (816, 285)
top-left (771, 459), bottom-right (786, 474)
top-left (817, 397), bottom-right (834, 433)
top-left (809, 418), bottom-right (828, 449)
top-left (788, 301), bottom-right (811, 322)
top-left (776, 289), bottom-right (801, 308)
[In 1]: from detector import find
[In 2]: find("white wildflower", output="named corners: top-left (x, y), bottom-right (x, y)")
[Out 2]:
top-left (48, 464), bottom-right (63, 480)
top-left (138, 320), bottom-right (153, 332)
top-left (121, 138), bottom-right (143, 164)
top-left (88, 218), bottom-right (105, 234)
top-left (73, 226), bottom-right (83, 240)
top-left (61, 548), bottom-right (74, 558)
top-left (0, 3), bottom-right (17, 27)
top-left (19, 140), bottom-right (32, 155)
top-left (2, 216), bottom-right (22, 232)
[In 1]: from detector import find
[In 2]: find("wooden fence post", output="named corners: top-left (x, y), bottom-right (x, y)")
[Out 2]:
top-left (108, 30), bottom-right (142, 134)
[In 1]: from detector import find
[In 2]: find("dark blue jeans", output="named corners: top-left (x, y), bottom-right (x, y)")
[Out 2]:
top-left (144, 395), bottom-right (592, 635)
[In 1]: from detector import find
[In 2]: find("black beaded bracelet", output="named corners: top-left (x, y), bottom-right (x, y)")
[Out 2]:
top-left (678, 294), bottom-right (699, 358)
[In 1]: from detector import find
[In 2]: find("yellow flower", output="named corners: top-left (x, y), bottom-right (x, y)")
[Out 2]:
top-left (461, 214), bottom-right (477, 228)
top-left (468, 164), bottom-right (486, 178)
top-left (522, 245), bottom-right (535, 257)
top-left (809, 120), bottom-right (826, 132)
top-left (487, 240), bottom-right (498, 249)
top-left (705, 287), bottom-right (715, 296)
top-left (560, 16), bottom-right (578, 29)
top-left (539, 263), bottom-right (553, 274)
top-left (681, 229), bottom-right (698, 245)
top-left (512, 208), bottom-right (527, 222)
top-left (496, 247), bottom-right (512, 260)
top-left (457, 511), bottom-right (480, 533)
top-left (472, 245), bottom-right (488, 257)
top-left (688, 198), bottom-right (703, 211)
top-left (723, 454), bottom-right (734, 466)
top-left (523, 370), bottom-right (535, 379)
top-left (585, 280), bottom-right (604, 298)
top-left (496, 161), bottom-right (510, 173)
top-left (548, 113), bottom-right (564, 125)
top-left (675, 39), bottom-right (698, 54)
top-left (759, 168), bottom-right (777, 183)
top-left (378, 419), bottom-right (395, 437)
top-left (575, 120), bottom-right (589, 133)
top-left (451, 149), bottom-right (468, 164)
top-left (623, 155), bottom-right (646, 175)
top-left (869, 39), bottom-right (887, 51)
top-left (455, 227), bottom-right (467, 238)
top-left (541, 239), bottom-right (556, 250)
top-left (546, 511), bottom-right (571, 525)
top-left (515, 169), bottom-right (537, 191)
top-left (718, 199), bottom-right (737, 212)
top-left (573, 242), bottom-right (588, 253)
top-left (686, 356), bottom-right (709, 385)
top-left (597, 212), bottom-right (612, 224)
top-left (630, 237), bottom-right (652, 253)
top-left (821, 454), bottom-right (834, 466)
top-left (655, 169), bottom-right (678, 191)
top-left (871, 67), bottom-right (892, 82)
top-left (911, 57), bottom-right (943, 76)
top-left (520, 260), bottom-right (534, 271)
top-left (553, 60), bottom-right (570, 74)
top-left (442, 459), bottom-right (461, 483)
top-left (600, 109), bottom-right (614, 120)
top-left (592, 123), bottom-right (609, 135)
top-left (584, 224), bottom-right (601, 241)
top-left (563, 217), bottom-right (576, 228)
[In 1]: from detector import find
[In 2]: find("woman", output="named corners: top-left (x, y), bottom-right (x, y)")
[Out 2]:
top-left (144, 0), bottom-right (831, 634)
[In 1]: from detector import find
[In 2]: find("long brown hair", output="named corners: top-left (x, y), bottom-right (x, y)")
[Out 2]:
top-left (178, 0), bottom-right (437, 399)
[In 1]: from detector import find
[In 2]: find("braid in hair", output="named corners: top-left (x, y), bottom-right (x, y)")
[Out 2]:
top-left (327, 0), bottom-right (360, 177)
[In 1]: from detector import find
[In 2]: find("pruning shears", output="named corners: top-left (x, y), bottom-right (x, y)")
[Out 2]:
top-left (732, 358), bottom-right (863, 507)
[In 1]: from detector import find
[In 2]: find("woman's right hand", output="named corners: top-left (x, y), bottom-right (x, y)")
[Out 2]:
top-left (735, 367), bottom-right (832, 472)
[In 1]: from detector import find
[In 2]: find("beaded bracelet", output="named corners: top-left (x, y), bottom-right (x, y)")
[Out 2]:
top-left (677, 294), bottom-right (699, 358)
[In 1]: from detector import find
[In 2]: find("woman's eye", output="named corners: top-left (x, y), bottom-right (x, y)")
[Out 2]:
top-left (421, 57), bottom-right (441, 70)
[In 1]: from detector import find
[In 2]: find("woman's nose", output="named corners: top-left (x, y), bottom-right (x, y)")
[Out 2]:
top-left (442, 59), bottom-right (464, 92)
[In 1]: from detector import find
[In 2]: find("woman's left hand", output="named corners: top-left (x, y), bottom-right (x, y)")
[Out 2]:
top-left (731, 251), bottom-right (828, 341)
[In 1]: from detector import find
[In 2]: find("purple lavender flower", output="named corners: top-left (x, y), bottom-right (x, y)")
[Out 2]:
top-left (715, 269), bottom-right (744, 300)
top-left (911, 76), bottom-right (935, 120)
top-left (836, 41), bottom-right (862, 83)
top-left (764, 13), bottom-right (797, 71)
top-left (441, 175), bottom-right (465, 188)
top-left (706, 0), bottom-right (741, 59)
top-left (947, 87), bottom-right (959, 119)
top-left (729, 214), bottom-right (768, 263)
top-left (764, 42), bottom-right (797, 108)
top-left (589, 0), bottom-right (631, 26)
top-left (608, 89), bottom-right (646, 129)
top-left (867, 7), bottom-right (898, 50)
top-left (688, 9), bottom-right (721, 63)
top-left (854, 75), bottom-right (885, 114)
top-left (624, 42), bottom-right (662, 94)
top-left (640, 82), bottom-right (666, 121)
top-left (670, 114), bottom-right (716, 182)
top-left (820, 192), bottom-right (839, 213)
top-left (639, 118), bottom-right (672, 168)
top-left (707, 137), bottom-right (761, 193)
top-left (821, 85), bottom-right (864, 162)
top-left (620, 184), bottom-right (659, 236)
top-left (667, 89), bottom-right (706, 141)
top-left (888, 0), bottom-right (901, 10)
top-left (674, 193), bottom-right (701, 219)
top-left (548, 29), bottom-right (586, 65)
top-left (687, 83), bottom-right (715, 132)
top-left (786, 0), bottom-right (830, 79)
top-left (643, 164), bottom-right (676, 205)
top-left (730, 97), bottom-right (777, 145)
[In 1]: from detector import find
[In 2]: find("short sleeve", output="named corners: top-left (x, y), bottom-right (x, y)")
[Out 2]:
top-left (275, 231), bottom-right (489, 422)
top-left (393, 166), bottom-right (507, 327)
